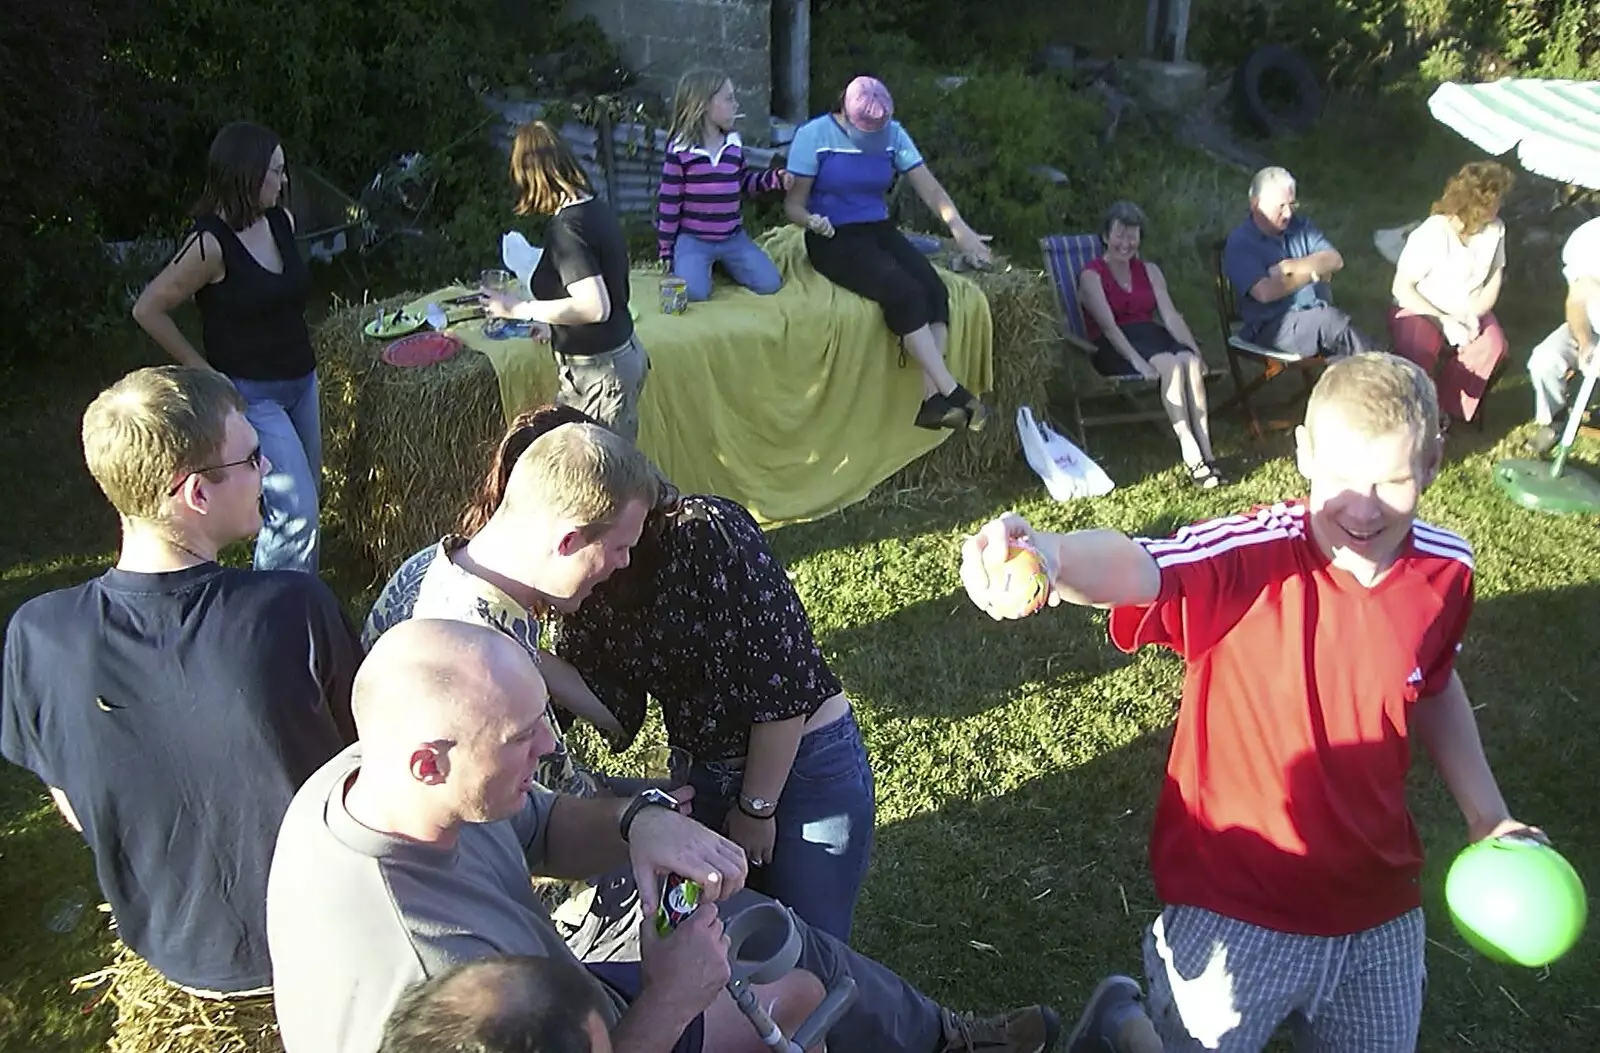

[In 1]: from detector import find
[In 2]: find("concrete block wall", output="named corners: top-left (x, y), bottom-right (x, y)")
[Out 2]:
top-left (565, 0), bottom-right (773, 140)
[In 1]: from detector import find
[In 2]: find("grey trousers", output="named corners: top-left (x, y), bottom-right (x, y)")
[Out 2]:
top-left (554, 333), bottom-right (650, 444)
top-left (1527, 314), bottom-right (1599, 425)
top-left (1255, 304), bottom-right (1376, 360)
top-left (562, 877), bottom-right (944, 1052)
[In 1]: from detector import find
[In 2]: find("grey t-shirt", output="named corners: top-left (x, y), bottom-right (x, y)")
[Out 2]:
top-left (266, 744), bottom-right (626, 1053)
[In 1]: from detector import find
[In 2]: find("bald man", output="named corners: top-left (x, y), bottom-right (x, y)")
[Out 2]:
top-left (269, 620), bottom-right (1130, 1053)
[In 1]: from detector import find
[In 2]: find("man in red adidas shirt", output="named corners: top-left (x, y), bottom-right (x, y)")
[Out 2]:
top-left (960, 353), bottom-right (1536, 1052)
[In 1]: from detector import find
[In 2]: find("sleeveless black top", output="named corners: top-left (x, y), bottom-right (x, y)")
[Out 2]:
top-left (191, 207), bottom-right (315, 380)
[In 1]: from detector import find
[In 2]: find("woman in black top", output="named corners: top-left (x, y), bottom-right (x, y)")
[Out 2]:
top-left (482, 121), bottom-right (649, 445)
top-left (457, 404), bottom-right (876, 942)
top-left (133, 122), bottom-right (322, 573)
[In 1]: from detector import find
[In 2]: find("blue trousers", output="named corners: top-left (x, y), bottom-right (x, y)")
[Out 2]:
top-left (230, 371), bottom-right (321, 573)
top-left (671, 231), bottom-right (783, 301)
top-left (690, 710), bottom-right (876, 942)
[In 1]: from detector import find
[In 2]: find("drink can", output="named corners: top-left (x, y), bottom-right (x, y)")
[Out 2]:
top-left (655, 874), bottom-right (702, 936)
top-left (659, 276), bottom-right (689, 315)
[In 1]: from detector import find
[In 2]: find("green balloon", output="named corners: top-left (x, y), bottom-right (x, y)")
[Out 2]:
top-left (1445, 836), bottom-right (1587, 967)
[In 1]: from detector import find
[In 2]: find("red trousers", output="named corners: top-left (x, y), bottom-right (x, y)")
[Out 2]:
top-left (1386, 308), bottom-right (1507, 422)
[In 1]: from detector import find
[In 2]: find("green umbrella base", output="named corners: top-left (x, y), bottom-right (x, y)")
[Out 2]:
top-left (1494, 458), bottom-right (1600, 515)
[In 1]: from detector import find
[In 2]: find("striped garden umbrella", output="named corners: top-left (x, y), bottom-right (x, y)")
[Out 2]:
top-left (1428, 79), bottom-right (1600, 189)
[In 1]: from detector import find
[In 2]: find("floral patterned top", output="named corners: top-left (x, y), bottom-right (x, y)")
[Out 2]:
top-left (362, 537), bottom-right (597, 798)
top-left (553, 495), bottom-right (842, 761)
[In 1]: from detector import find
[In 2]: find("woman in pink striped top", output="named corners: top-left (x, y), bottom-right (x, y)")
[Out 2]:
top-left (657, 69), bottom-right (793, 301)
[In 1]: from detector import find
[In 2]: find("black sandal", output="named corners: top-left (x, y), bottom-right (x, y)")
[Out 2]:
top-left (915, 393), bottom-right (967, 430)
top-left (1189, 461), bottom-right (1229, 489)
top-left (947, 384), bottom-right (990, 433)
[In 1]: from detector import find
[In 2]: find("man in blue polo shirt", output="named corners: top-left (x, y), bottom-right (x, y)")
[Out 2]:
top-left (1223, 166), bottom-right (1375, 359)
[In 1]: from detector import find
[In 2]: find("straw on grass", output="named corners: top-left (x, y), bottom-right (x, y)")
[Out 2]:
top-left (71, 944), bottom-right (281, 1053)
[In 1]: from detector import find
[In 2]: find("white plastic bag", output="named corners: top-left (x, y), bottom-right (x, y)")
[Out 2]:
top-left (1016, 405), bottom-right (1115, 500)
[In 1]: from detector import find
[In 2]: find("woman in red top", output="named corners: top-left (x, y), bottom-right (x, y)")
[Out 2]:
top-left (1078, 201), bottom-right (1225, 487)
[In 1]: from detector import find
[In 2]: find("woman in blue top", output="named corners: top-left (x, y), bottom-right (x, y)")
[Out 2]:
top-left (784, 76), bottom-right (993, 432)
top-left (133, 122), bottom-right (322, 573)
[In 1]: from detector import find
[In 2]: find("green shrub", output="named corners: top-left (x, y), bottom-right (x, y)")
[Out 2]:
top-left (882, 70), bottom-right (1110, 254)
top-left (1188, 0), bottom-right (1600, 87)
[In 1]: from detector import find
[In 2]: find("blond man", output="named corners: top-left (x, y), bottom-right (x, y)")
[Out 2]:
top-left (962, 353), bottom-right (1536, 1052)
top-left (0, 365), bottom-right (360, 997)
top-left (363, 420), bottom-right (660, 962)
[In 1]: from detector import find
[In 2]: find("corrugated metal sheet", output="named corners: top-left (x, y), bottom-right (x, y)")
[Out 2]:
top-left (488, 98), bottom-right (780, 217)
top-left (563, 120), bottom-right (782, 215)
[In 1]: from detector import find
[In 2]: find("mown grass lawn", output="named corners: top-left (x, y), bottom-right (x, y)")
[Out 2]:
top-left (2, 88), bottom-right (1596, 1051)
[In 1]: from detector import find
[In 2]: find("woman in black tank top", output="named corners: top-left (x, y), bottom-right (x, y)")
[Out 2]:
top-left (133, 122), bottom-right (323, 574)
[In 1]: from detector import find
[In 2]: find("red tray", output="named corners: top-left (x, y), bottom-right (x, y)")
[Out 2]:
top-left (382, 331), bottom-right (463, 368)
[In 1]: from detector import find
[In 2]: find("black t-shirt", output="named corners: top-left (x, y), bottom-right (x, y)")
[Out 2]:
top-left (0, 563), bottom-right (360, 993)
top-left (531, 198), bottom-right (635, 357)
top-left (192, 207), bottom-right (317, 380)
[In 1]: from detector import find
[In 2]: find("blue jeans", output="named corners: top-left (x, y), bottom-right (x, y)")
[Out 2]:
top-left (230, 371), bottom-right (321, 573)
top-left (689, 709), bottom-right (875, 942)
top-left (672, 231), bottom-right (783, 301)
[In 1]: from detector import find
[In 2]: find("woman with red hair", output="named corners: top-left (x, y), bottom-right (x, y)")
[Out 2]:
top-left (1388, 161), bottom-right (1516, 425)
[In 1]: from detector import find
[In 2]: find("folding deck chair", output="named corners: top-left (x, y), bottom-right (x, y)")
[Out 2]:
top-left (1040, 234), bottom-right (1222, 451)
top-left (1208, 237), bottom-right (1327, 438)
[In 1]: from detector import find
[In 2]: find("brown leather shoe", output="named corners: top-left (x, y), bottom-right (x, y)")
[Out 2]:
top-left (938, 1005), bottom-right (1061, 1053)
top-left (1529, 424), bottom-right (1561, 458)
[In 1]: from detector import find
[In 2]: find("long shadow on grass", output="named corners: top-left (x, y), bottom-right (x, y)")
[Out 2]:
top-left (768, 467), bottom-right (1043, 568)
top-left (854, 666), bottom-right (1598, 1053)
top-left (826, 587), bottom-right (1133, 720)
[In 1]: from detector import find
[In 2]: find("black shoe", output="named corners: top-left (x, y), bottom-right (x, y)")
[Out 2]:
top-left (916, 393), bottom-right (967, 430)
top-left (948, 384), bottom-right (990, 432)
top-left (1528, 424), bottom-right (1560, 457)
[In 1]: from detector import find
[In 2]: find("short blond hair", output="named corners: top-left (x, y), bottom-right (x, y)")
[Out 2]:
top-left (509, 121), bottom-right (593, 217)
top-left (500, 422), bottom-right (659, 535)
top-left (81, 366), bottom-right (247, 519)
top-left (1305, 352), bottom-right (1440, 448)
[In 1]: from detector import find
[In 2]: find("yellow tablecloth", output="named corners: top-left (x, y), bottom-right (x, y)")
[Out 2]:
top-left (406, 225), bottom-right (993, 526)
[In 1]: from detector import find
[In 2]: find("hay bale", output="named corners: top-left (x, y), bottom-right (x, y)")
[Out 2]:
top-left (71, 944), bottom-right (281, 1053)
top-left (317, 294), bottom-right (504, 581)
top-left (317, 259), bottom-right (1054, 579)
top-left (889, 248), bottom-right (1056, 487)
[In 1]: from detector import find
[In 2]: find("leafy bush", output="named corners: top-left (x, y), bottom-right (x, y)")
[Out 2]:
top-left (1188, 0), bottom-right (1600, 87)
top-left (882, 70), bottom-right (1110, 254)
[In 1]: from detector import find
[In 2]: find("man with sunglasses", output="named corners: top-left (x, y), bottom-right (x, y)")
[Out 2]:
top-left (0, 365), bottom-right (360, 998)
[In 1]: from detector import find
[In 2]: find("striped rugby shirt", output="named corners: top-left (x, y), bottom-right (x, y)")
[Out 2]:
top-left (656, 132), bottom-right (783, 260)
top-left (1109, 501), bottom-right (1475, 936)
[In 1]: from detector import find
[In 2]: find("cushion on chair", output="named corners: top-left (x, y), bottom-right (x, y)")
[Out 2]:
top-left (1039, 234), bottom-right (1105, 352)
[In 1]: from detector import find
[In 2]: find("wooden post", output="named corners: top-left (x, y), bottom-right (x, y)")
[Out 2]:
top-left (782, 0), bottom-right (810, 125)
top-left (1168, 0), bottom-right (1192, 63)
top-left (1144, 0), bottom-right (1162, 55)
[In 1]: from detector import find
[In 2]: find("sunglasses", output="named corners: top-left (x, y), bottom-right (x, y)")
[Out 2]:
top-left (168, 446), bottom-right (263, 496)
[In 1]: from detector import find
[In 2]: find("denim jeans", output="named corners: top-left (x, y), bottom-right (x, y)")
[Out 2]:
top-left (672, 231), bottom-right (783, 301)
top-left (689, 709), bottom-right (875, 942)
top-left (230, 371), bottom-right (321, 573)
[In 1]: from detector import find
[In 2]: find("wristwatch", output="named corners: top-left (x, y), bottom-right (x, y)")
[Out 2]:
top-left (619, 787), bottom-right (678, 842)
top-left (738, 793), bottom-right (777, 819)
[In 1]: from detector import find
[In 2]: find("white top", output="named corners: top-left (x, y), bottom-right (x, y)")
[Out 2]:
top-left (1396, 214), bottom-right (1505, 317)
top-left (1562, 217), bottom-right (1600, 285)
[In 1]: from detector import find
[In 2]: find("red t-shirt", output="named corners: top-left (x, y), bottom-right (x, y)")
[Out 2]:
top-left (1083, 256), bottom-right (1158, 341)
top-left (1108, 501), bottom-right (1474, 936)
